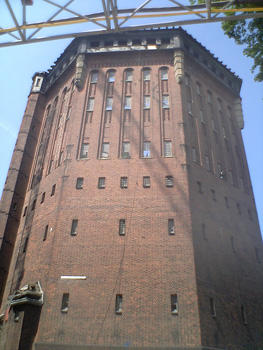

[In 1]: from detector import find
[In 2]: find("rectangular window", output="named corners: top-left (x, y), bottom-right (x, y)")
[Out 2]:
top-left (87, 98), bottom-right (95, 111)
top-left (210, 298), bottom-right (216, 317)
top-left (192, 148), bottom-right (197, 162)
top-left (231, 237), bottom-right (236, 253)
top-left (143, 69), bottom-right (150, 81)
top-left (119, 219), bottom-right (126, 235)
top-left (187, 101), bottom-right (192, 114)
top-left (71, 219), bottom-right (78, 236)
top-left (23, 237), bottom-right (29, 253)
top-left (222, 126), bottom-right (226, 138)
top-left (200, 110), bottom-right (204, 123)
top-left (41, 192), bottom-right (46, 204)
top-left (23, 206), bottom-right (28, 217)
top-left (126, 70), bottom-right (133, 81)
top-left (61, 293), bottom-right (69, 313)
top-left (211, 118), bottom-right (216, 131)
top-left (171, 294), bottom-right (178, 314)
top-left (115, 294), bottom-right (123, 313)
top-left (164, 141), bottom-right (172, 157)
top-left (105, 97), bottom-right (113, 110)
top-left (80, 143), bottom-right (89, 159)
top-left (168, 219), bottom-right (175, 235)
top-left (120, 176), bottom-right (128, 188)
top-left (162, 95), bottom-right (169, 109)
top-left (143, 96), bottom-right (150, 110)
top-left (101, 143), bottom-right (109, 158)
top-left (76, 177), bottom-right (84, 189)
top-left (108, 71), bottom-right (115, 82)
top-left (143, 141), bottom-right (151, 157)
top-left (98, 177), bottom-right (105, 189)
top-left (165, 176), bottom-right (173, 187)
top-left (51, 184), bottom-right (56, 196)
top-left (241, 305), bottom-right (247, 324)
top-left (122, 142), bottom-right (130, 158)
top-left (91, 72), bottom-right (98, 83)
top-left (143, 176), bottom-right (150, 188)
top-left (161, 68), bottom-right (168, 80)
top-left (31, 199), bottom-right (36, 210)
top-left (205, 156), bottom-right (210, 171)
top-left (43, 225), bottom-right (49, 241)
top-left (124, 96), bottom-right (131, 110)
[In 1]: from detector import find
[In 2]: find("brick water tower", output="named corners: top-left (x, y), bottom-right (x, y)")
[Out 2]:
top-left (0, 28), bottom-right (262, 350)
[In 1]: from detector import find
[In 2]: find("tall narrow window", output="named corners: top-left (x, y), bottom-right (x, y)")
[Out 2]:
top-left (125, 70), bottom-right (133, 81)
top-left (143, 141), bottom-right (151, 157)
top-left (80, 143), bottom-right (89, 159)
top-left (211, 189), bottom-right (216, 201)
top-left (192, 148), bottom-right (197, 162)
top-left (41, 192), bottom-right (46, 204)
top-left (23, 237), bottom-right (29, 253)
top-left (91, 71), bottom-right (98, 83)
top-left (119, 219), bottom-right (126, 235)
top-left (205, 156), bottom-right (210, 171)
top-left (165, 176), bottom-right (173, 187)
top-left (210, 298), bottom-right (216, 317)
top-left (106, 97), bottom-right (113, 110)
top-left (108, 71), bottom-right (115, 82)
top-left (76, 178), bottom-right (84, 189)
top-left (51, 184), bottom-right (56, 196)
top-left (61, 293), bottom-right (69, 313)
top-left (143, 96), bottom-right (150, 109)
top-left (162, 95), bottom-right (169, 108)
top-left (241, 305), bottom-right (247, 324)
top-left (71, 219), bottom-right (78, 236)
top-left (23, 206), bottom-right (28, 217)
top-left (98, 177), bottom-right (105, 189)
top-left (171, 294), bottom-right (178, 314)
top-left (101, 143), bottom-right (109, 158)
top-left (43, 225), bottom-right (49, 241)
top-left (143, 69), bottom-right (150, 81)
top-left (124, 96), bottom-right (131, 110)
top-left (231, 237), bottom-right (236, 253)
top-left (115, 294), bottom-right (123, 313)
top-left (161, 68), bottom-right (168, 80)
top-left (143, 176), bottom-right (150, 188)
top-left (236, 203), bottom-right (241, 215)
top-left (211, 118), bottom-right (216, 130)
top-left (197, 181), bottom-right (202, 194)
top-left (31, 199), bottom-right (36, 210)
top-left (168, 219), bottom-right (175, 235)
top-left (87, 98), bottom-right (95, 111)
top-left (121, 142), bottom-right (130, 158)
top-left (164, 141), bottom-right (172, 157)
top-left (120, 177), bottom-right (128, 188)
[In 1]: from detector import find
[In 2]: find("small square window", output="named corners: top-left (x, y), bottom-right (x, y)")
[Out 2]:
top-left (76, 177), bottom-right (84, 189)
top-left (143, 176), bottom-right (150, 188)
top-left (166, 176), bottom-right (173, 187)
top-left (51, 184), bottom-right (56, 196)
top-left (80, 143), bottom-right (89, 159)
top-left (41, 192), bottom-right (46, 204)
top-left (164, 141), bottom-right (172, 157)
top-left (101, 143), bottom-right (109, 158)
top-left (98, 177), bottom-right (105, 189)
top-left (91, 72), bottom-right (98, 83)
top-left (71, 219), bottom-right (78, 236)
top-left (61, 293), bottom-right (69, 313)
top-left (143, 141), bottom-right (151, 157)
top-left (168, 219), bottom-right (175, 235)
top-left (143, 96), bottom-right (150, 109)
top-left (108, 71), bottom-right (115, 82)
top-left (115, 294), bottom-right (123, 314)
top-left (120, 177), bottom-right (128, 188)
top-left (171, 294), bottom-right (178, 314)
top-left (122, 142), bottom-right (130, 158)
top-left (119, 219), bottom-right (126, 235)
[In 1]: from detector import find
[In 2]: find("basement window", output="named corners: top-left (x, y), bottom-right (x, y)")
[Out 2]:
top-left (61, 293), bottom-right (69, 313)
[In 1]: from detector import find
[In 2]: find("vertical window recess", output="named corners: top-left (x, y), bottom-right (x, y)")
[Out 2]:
top-left (43, 225), bottom-right (49, 241)
top-left (115, 294), bottom-right (123, 314)
top-left (51, 184), bottom-right (56, 196)
top-left (61, 293), bottom-right (69, 313)
top-left (168, 219), bottom-right (175, 235)
top-left (171, 294), bottom-right (178, 314)
top-left (210, 298), bottom-right (216, 317)
top-left (119, 219), bottom-right (126, 236)
top-left (71, 219), bottom-right (78, 236)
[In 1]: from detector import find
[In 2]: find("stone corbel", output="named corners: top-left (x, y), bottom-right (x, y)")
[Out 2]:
top-left (174, 50), bottom-right (184, 84)
top-left (75, 54), bottom-right (87, 90)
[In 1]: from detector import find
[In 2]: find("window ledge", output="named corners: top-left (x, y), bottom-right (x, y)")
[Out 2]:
top-left (141, 157), bottom-right (153, 159)
top-left (99, 158), bottom-right (111, 160)
top-left (115, 310), bottom-right (122, 315)
top-left (171, 311), bottom-right (178, 315)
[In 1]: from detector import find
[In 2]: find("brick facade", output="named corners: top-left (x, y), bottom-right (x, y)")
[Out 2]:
top-left (0, 28), bottom-right (262, 350)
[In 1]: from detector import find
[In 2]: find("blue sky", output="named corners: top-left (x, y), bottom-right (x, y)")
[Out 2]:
top-left (0, 3), bottom-right (262, 234)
